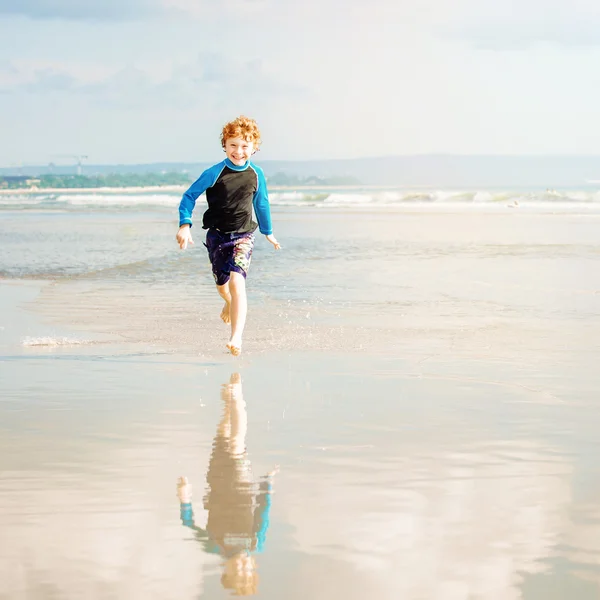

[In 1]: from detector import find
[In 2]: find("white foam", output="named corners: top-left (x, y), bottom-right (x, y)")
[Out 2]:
top-left (0, 196), bottom-right (53, 206)
top-left (58, 194), bottom-right (180, 206)
top-left (22, 336), bottom-right (90, 347)
top-left (3, 188), bottom-right (600, 211)
top-left (324, 193), bottom-right (374, 204)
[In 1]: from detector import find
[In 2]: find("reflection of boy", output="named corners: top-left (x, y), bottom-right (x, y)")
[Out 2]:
top-left (177, 374), bottom-right (277, 596)
top-left (176, 115), bottom-right (281, 357)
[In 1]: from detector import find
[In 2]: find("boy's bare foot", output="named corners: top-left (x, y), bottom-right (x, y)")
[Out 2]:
top-left (220, 302), bottom-right (231, 324)
top-left (226, 336), bottom-right (242, 356)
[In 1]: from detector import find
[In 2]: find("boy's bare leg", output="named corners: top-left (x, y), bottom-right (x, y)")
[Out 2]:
top-left (226, 271), bottom-right (247, 356)
top-left (226, 373), bottom-right (247, 454)
top-left (216, 281), bottom-right (232, 324)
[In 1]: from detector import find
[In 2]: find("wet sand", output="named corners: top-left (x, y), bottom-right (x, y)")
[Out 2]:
top-left (1, 208), bottom-right (600, 599)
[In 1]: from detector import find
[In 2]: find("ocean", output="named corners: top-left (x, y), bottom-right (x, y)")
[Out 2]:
top-left (1, 186), bottom-right (600, 599)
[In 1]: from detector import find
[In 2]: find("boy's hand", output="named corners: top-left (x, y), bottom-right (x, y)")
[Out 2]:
top-left (177, 476), bottom-right (193, 503)
top-left (176, 225), bottom-right (194, 250)
top-left (265, 234), bottom-right (281, 250)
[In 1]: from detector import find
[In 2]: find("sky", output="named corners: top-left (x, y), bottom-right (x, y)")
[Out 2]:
top-left (1, 0), bottom-right (600, 166)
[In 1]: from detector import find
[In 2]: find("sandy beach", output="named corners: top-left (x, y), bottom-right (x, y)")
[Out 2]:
top-left (1, 203), bottom-right (600, 599)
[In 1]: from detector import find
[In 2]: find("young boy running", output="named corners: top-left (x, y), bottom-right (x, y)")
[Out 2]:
top-left (176, 116), bottom-right (280, 356)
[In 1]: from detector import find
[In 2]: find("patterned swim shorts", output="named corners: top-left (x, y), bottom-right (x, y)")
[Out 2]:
top-left (205, 229), bottom-right (255, 286)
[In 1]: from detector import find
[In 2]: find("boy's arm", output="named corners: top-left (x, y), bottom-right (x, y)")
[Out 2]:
top-left (252, 477), bottom-right (275, 553)
top-left (179, 166), bottom-right (221, 227)
top-left (179, 501), bottom-right (223, 555)
top-left (177, 477), bottom-right (208, 536)
top-left (251, 165), bottom-right (273, 236)
top-left (180, 502), bottom-right (206, 533)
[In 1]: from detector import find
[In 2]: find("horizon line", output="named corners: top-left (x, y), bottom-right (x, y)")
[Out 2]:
top-left (4, 153), bottom-right (600, 169)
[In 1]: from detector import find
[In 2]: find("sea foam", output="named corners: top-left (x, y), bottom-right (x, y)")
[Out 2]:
top-left (1, 188), bottom-right (600, 211)
top-left (22, 336), bottom-right (91, 347)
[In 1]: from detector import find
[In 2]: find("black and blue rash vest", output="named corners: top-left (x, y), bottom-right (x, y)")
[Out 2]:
top-left (178, 158), bottom-right (273, 235)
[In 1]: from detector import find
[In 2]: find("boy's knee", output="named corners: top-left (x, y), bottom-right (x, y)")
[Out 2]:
top-left (229, 271), bottom-right (246, 293)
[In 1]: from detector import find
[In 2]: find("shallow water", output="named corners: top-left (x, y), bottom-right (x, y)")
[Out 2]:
top-left (1, 200), bottom-right (600, 598)
top-left (5, 208), bottom-right (599, 358)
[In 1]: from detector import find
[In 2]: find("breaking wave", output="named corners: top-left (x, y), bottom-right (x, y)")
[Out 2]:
top-left (21, 336), bottom-right (93, 347)
top-left (2, 188), bottom-right (600, 211)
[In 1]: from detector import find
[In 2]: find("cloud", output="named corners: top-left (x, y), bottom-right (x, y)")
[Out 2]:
top-left (0, 60), bottom-right (114, 92)
top-left (5, 0), bottom-right (600, 43)
top-left (164, 0), bottom-right (271, 18)
top-left (0, 0), bottom-right (164, 20)
top-left (0, 0), bottom-right (271, 20)
top-left (0, 53), bottom-right (306, 109)
top-left (23, 69), bottom-right (78, 92)
top-left (445, 0), bottom-right (600, 48)
top-left (96, 54), bottom-right (306, 110)
top-left (459, 25), bottom-right (600, 50)
top-left (0, 61), bottom-right (19, 92)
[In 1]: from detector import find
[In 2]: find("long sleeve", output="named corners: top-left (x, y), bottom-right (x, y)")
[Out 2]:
top-left (179, 501), bottom-right (221, 554)
top-left (251, 164), bottom-right (273, 235)
top-left (252, 479), bottom-right (273, 553)
top-left (179, 163), bottom-right (224, 227)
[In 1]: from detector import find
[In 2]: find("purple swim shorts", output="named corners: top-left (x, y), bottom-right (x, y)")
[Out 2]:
top-left (204, 229), bottom-right (255, 286)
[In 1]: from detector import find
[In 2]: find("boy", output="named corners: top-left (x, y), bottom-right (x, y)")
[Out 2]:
top-left (176, 116), bottom-right (280, 356)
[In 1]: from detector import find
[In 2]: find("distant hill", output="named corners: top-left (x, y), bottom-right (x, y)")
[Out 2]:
top-left (2, 155), bottom-right (600, 187)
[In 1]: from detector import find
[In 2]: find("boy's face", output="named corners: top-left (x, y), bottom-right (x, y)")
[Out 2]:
top-left (224, 136), bottom-right (254, 166)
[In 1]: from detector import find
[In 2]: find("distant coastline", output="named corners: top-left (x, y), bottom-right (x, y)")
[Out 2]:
top-left (0, 171), bottom-right (363, 194)
top-left (0, 185), bottom-right (186, 195)
top-left (3, 156), bottom-right (600, 188)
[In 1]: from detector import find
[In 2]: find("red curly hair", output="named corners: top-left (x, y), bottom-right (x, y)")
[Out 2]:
top-left (220, 115), bottom-right (262, 151)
